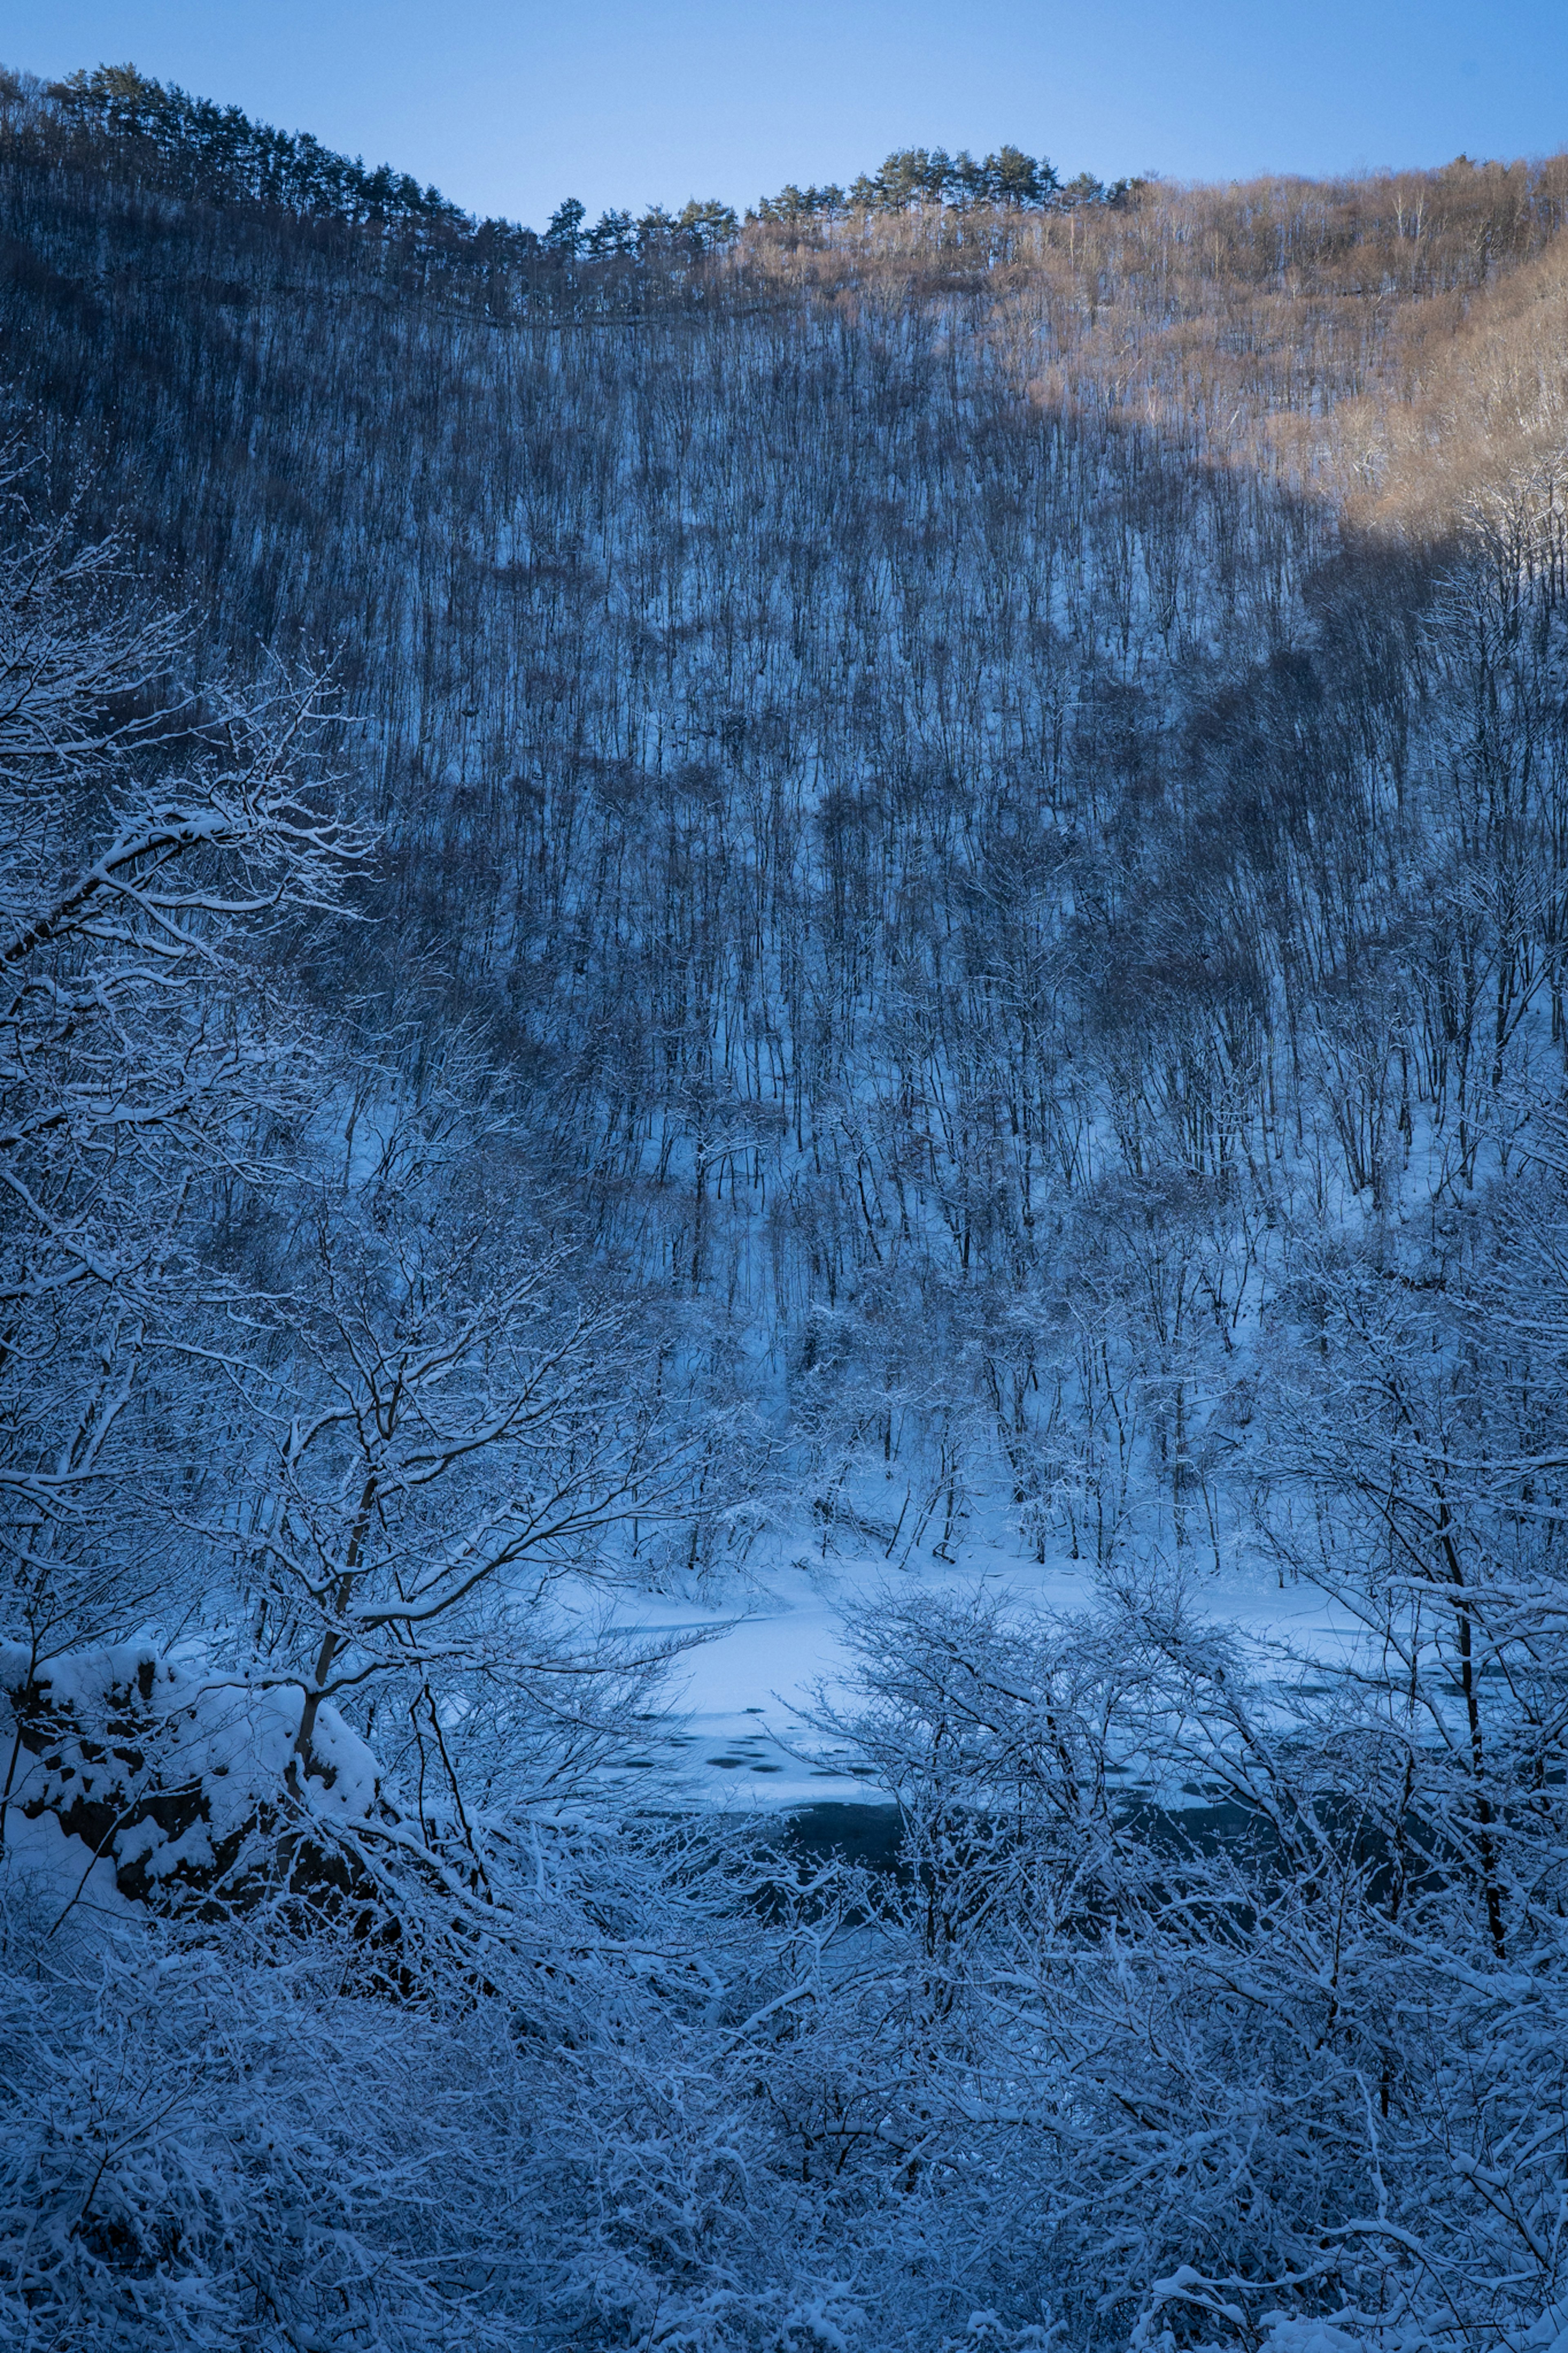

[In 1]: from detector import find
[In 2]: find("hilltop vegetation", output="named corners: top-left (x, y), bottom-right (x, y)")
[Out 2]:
top-left (4, 62), bottom-right (1131, 273)
top-left (4, 59), bottom-right (1568, 2353)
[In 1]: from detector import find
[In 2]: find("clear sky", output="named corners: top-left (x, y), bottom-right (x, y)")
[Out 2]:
top-left (2, 0), bottom-right (1564, 229)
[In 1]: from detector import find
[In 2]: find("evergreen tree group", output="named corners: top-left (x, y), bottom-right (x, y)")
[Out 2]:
top-left (19, 61), bottom-right (1135, 274)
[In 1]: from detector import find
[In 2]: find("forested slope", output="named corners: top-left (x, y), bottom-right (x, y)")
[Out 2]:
top-left (10, 80), bottom-right (1568, 1565)
top-left (6, 59), bottom-right (1568, 2352)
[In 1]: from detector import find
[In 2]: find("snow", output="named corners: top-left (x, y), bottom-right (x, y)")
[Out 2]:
top-left (599, 1523), bottom-right (1357, 1811)
top-left (1, 1641), bottom-right (388, 1909)
top-left (0, 1798), bottom-right (137, 1926)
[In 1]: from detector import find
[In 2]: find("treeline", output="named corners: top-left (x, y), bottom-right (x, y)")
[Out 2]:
top-left (535, 135), bottom-right (1133, 258)
top-left (6, 60), bottom-right (1129, 272)
top-left (751, 142), bottom-right (1139, 223)
top-left (1, 61), bottom-right (740, 277)
top-left (45, 59), bottom-right (468, 231)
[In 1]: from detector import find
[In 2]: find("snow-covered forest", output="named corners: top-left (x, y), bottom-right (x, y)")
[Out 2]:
top-left (6, 57), bottom-right (1568, 2351)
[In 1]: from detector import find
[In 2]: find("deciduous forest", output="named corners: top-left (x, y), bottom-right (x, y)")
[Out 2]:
top-left (6, 58), bottom-right (1568, 2353)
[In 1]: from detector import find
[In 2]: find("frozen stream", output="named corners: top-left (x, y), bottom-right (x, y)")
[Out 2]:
top-left (590, 1530), bottom-right (1359, 1815)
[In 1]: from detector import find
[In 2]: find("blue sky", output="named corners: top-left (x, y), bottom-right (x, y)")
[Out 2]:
top-left (3, 1), bottom-right (1564, 228)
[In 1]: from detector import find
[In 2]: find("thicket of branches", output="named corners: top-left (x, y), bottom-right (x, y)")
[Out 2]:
top-left (4, 67), bottom-right (1568, 2352)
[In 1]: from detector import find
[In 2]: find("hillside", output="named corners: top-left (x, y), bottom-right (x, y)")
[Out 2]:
top-left (4, 60), bottom-right (1568, 2353)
